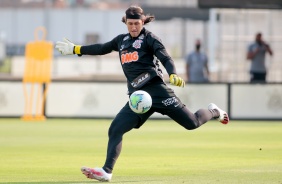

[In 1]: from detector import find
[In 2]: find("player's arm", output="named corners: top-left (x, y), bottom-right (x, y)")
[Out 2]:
top-left (79, 42), bottom-right (115, 55)
top-left (148, 34), bottom-right (185, 87)
top-left (55, 36), bottom-right (119, 56)
top-left (264, 42), bottom-right (273, 56)
top-left (247, 47), bottom-right (259, 60)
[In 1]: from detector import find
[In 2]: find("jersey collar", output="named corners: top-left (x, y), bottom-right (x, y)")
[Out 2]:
top-left (129, 27), bottom-right (146, 40)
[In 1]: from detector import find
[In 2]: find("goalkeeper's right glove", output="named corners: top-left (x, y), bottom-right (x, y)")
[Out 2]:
top-left (55, 38), bottom-right (81, 55)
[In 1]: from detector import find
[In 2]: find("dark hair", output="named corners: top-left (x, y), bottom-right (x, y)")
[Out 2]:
top-left (121, 5), bottom-right (155, 25)
top-left (256, 32), bottom-right (262, 37)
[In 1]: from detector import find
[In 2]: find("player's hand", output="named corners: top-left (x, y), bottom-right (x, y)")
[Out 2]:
top-left (169, 74), bottom-right (185, 87)
top-left (55, 38), bottom-right (79, 55)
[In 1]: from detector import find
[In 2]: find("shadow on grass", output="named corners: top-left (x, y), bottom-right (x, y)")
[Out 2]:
top-left (1, 180), bottom-right (159, 184)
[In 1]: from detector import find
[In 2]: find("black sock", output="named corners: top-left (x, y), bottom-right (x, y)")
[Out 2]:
top-left (103, 167), bottom-right (112, 174)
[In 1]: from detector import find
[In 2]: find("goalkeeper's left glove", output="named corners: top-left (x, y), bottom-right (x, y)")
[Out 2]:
top-left (169, 74), bottom-right (185, 87)
top-left (55, 38), bottom-right (81, 55)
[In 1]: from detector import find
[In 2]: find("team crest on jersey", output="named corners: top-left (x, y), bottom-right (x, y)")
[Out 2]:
top-left (132, 40), bottom-right (143, 49)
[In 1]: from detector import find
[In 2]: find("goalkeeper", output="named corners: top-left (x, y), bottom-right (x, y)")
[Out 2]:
top-left (55, 5), bottom-right (229, 182)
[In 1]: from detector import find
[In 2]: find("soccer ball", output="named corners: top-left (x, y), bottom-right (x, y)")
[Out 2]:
top-left (129, 90), bottom-right (152, 114)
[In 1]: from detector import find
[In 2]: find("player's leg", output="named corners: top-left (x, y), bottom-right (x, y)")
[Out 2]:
top-left (250, 72), bottom-right (266, 83)
top-left (142, 82), bottom-right (228, 129)
top-left (166, 105), bottom-right (218, 130)
top-left (103, 104), bottom-right (153, 173)
top-left (144, 82), bottom-right (228, 129)
top-left (81, 102), bottom-right (154, 181)
top-left (207, 103), bottom-right (229, 124)
top-left (259, 72), bottom-right (267, 83)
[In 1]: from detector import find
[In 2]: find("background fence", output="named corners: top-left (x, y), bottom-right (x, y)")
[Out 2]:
top-left (0, 1), bottom-right (282, 121)
top-left (0, 81), bottom-right (281, 120)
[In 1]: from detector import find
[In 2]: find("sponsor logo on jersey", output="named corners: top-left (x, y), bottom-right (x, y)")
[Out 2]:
top-left (121, 51), bottom-right (139, 64)
top-left (132, 40), bottom-right (143, 49)
top-left (162, 97), bottom-right (179, 107)
top-left (131, 72), bottom-right (150, 88)
top-left (120, 45), bottom-right (124, 51)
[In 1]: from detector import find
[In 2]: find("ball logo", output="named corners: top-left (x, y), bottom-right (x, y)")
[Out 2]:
top-left (121, 51), bottom-right (139, 64)
top-left (132, 40), bottom-right (143, 49)
top-left (129, 90), bottom-right (152, 114)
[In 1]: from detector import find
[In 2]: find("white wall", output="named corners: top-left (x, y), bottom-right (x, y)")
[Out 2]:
top-left (232, 84), bottom-right (282, 118)
top-left (0, 81), bottom-right (228, 119)
top-left (2, 82), bottom-right (282, 120)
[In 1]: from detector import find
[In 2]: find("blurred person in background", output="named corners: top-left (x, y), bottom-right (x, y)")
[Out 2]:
top-left (55, 5), bottom-right (229, 182)
top-left (185, 39), bottom-right (209, 83)
top-left (247, 32), bottom-right (273, 83)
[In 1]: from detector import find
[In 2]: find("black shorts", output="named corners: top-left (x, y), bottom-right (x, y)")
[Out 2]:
top-left (118, 82), bottom-right (185, 128)
top-left (141, 82), bottom-right (183, 113)
top-left (250, 72), bottom-right (266, 83)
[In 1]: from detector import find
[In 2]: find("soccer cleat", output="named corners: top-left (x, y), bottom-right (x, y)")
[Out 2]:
top-left (81, 166), bottom-right (112, 182)
top-left (208, 103), bottom-right (229, 124)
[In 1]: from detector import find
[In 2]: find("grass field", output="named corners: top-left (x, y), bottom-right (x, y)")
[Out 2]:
top-left (0, 118), bottom-right (282, 184)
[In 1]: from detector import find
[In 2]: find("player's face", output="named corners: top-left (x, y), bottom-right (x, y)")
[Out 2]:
top-left (126, 19), bottom-right (144, 38)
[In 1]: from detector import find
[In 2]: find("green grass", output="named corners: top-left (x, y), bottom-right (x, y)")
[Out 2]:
top-left (0, 119), bottom-right (282, 184)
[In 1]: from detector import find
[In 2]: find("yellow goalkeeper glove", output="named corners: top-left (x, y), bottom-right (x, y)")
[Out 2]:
top-left (169, 74), bottom-right (185, 87)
